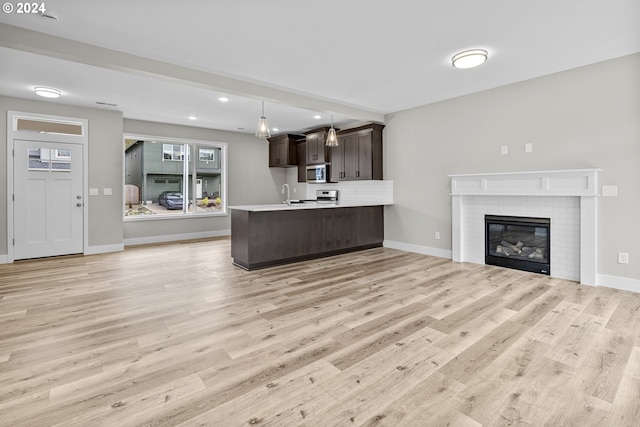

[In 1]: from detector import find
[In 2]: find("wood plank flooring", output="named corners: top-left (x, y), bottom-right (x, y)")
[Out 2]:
top-left (1, 237), bottom-right (639, 426)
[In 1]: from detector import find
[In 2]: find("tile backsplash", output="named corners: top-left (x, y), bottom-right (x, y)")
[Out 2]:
top-left (306, 180), bottom-right (394, 204)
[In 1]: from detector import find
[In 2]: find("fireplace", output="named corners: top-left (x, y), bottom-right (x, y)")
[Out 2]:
top-left (485, 215), bottom-right (550, 275)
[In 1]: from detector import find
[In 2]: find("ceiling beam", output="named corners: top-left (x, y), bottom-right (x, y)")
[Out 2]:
top-left (0, 23), bottom-right (385, 123)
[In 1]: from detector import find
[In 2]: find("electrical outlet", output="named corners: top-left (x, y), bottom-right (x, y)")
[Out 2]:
top-left (435, 231), bottom-right (440, 240)
top-left (618, 252), bottom-right (629, 264)
top-left (501, 146), bottom-right (508, 155)
top-left (293, 188), bottom-right (296, 193)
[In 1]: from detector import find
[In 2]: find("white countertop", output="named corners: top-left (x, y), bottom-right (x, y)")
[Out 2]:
top-left (229, 201), bottom-right (392, 212)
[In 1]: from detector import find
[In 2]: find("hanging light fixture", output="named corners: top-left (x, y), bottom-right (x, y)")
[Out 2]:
top-left (325, 115), bottom-right (338, 147)
top-left (255, 101), bottom-right (271, 138)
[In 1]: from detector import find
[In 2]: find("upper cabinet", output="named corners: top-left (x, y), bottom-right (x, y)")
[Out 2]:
top-left (331, 123), bottom-right (384, 182)
top-left (296, 138), bottom-right (307, 182)
top-left (268, 134), bottom-right (300, 167)
top-left (304, 127), bottom-right (331, 165)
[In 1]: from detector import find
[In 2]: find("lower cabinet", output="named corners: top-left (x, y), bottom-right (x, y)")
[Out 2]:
top-left (231, 206), bottom-right (384, 270)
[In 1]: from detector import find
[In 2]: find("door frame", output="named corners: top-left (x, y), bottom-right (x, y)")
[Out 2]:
top-left (6, 111), bottom-right (89, 263)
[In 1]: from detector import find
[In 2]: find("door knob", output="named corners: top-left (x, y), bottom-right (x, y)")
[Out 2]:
top-left (76, 203), bottom-right (82, 207)
top-left (76, 195), bottom-right (82, 199)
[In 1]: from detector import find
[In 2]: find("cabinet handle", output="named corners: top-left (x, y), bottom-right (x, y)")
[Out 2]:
top-left (356, 171), bottom-right (359, 177)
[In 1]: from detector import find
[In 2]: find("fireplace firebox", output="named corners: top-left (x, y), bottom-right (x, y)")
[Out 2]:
top-left (485, 215), bottom-right (550, 275)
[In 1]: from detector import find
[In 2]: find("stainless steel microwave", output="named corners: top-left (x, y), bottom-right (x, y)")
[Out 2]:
top-left (306, 164), bottom-right (329, 183)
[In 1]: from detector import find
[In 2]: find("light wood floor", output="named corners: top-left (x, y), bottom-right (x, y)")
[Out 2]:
top-left (1, 238), bottom-right (639, 426)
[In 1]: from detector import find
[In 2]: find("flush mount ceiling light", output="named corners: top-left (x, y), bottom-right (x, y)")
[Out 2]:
top-left (452, 49), bottom-right (488, 69)
top-left (218, 97), bottom-right (229, 103)
top-left (188, 116), bottom-right (197, 120)
top-left (313, 115), bottom-right (322, 120)
top-left (255, 101), bottom-right (271, 139)
top-left (325, 115), bottom-right (338, 147)
top-left (34, 87), bottom-right (61, 98)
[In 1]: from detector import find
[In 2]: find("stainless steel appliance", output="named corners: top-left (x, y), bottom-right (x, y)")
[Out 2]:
top-left (306, 164), bottom-right (330, 183)
top-left (316, 189), bottom-right (338, 204)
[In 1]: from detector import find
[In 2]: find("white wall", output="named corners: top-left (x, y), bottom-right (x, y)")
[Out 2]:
top-left (383, 53), bottom-right (640, 282)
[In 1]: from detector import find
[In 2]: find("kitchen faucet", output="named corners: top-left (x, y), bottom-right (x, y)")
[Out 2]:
top-left (281, 183), bottom-right (290, 206)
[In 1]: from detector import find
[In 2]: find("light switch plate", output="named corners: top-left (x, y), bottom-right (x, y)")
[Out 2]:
top-left (103, 188), bottom-right (113, 196)
top-left (89, 188), bottom-right (99, 196)
top-left (602, 185), bottom-right (618, 196)
top-left (501, 146), bottom-right (508, 155)
top-left (525, 143), bottom-right (533, 153)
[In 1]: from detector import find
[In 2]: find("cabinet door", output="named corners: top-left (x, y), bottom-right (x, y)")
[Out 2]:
top-left (306, 133), bottom-right (318, 164)
top-left (268, 140), bottom-right (281, 167)
top-left (296, 141), bottom-right (306, 182)
top-left (331, 138), bottom-right (345, 182)
top-left (355, 132), bottom-right (373, 180)
top-left (342, 133), bottom-right (358, 180)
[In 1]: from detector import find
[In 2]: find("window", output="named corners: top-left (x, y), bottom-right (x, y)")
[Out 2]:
top-left (28, 148), bottom-right (71, 172)
top-left (124, 135), bottom-right (227, 219)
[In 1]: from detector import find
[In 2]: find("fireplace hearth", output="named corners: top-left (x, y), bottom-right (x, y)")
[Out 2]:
top-left (485, 215), bottom-right (550, 275)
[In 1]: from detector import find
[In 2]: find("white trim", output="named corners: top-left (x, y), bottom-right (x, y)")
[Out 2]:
top-left (449, 169), bottom-right (600, 197)
top-left (597, 274), bottom-right (640, 294)
top-left (85, 244), bottom-right (125, 255)
top-left (7, 111), bottom-right (89, 263)
top-left (384, 240), bottom-right (452, 259)
top-left (0, 254), bottom-right (8, 264)
top-left (124, 229), bottom-right (231, 247)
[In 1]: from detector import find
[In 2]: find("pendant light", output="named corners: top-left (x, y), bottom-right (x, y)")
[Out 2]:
top-left (255, 101), bottom-right (271, 138)
top-left (325, 115), bottom-right (338, 147)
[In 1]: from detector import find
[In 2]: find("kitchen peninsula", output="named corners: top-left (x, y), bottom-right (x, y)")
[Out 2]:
top-left (230, 202), bottom-right (388, 270)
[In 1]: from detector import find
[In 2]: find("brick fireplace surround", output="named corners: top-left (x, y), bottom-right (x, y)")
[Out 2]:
top-left (449, 169), bottom-right (599, 285)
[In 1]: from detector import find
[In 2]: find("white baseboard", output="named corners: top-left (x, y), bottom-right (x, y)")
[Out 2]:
top-left (383, 240), bottom-right (452, 259)
top-left (597, 274), bottom-right (640, 294)
top-left (85, 243), bottom-right (125, 255)
top-left (0, 254), bottom-right (8, 264)
top-left (124, 229), bottom-right (231, 247)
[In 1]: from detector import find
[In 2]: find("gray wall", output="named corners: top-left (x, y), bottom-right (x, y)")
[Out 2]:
top-left (123, 119), bottom-right (287, 241)
top-left (0, 95), bottom-right (124, 254)
top-left (384, 53), bottom-right (640, 281)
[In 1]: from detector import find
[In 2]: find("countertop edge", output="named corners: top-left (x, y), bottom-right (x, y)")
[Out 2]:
top-left (229, 202), bottom-right (393, 212)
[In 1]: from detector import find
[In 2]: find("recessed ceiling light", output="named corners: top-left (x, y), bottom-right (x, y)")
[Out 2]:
top-left (34, 87), bottom-right (61, 98)
top-left (272, 127), bottom-right (279, 132)
top-left (188, 116), bottom-right (197, 120)
top-left (452, 49), bottom-right (488, 69)
top-left (218, 97), bottom-right (229, 103)
top-left (313, 115), bottom-right (322, 119)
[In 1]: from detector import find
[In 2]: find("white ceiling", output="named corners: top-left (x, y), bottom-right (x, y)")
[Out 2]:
top-left (1, 0), bottom-right (639, 135)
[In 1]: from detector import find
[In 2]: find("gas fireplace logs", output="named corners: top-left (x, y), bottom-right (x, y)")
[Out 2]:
top-left (496, 240), bottom-right (545, 259)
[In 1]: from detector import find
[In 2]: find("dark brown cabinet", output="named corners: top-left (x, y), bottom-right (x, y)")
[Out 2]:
top-left (304, 127), bottom-right (331, 165)
top-left (231, 206), bottom-right (384, 270)
top-left (331, 123), bottom-right (384, 181)
top-left (296, 138), bottom-right (307, 182)
top-left (268, 134), bottom-right (300, 167)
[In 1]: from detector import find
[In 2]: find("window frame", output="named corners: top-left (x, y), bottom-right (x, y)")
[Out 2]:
top-left (123, 133), bottom-right (228, 221)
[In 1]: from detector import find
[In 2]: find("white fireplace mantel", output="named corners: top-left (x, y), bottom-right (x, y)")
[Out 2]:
top-left (449, 169), bottom-right (600, 286)
top-left (449, 169), bottom-right (599, 197)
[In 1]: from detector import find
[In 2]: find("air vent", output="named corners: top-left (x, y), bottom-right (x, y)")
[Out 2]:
top-left (96, 101), bottom-right (118, 107)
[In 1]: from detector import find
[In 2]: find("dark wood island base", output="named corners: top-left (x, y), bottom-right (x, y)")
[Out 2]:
top-left (231, 205), bottom-right (384, 270)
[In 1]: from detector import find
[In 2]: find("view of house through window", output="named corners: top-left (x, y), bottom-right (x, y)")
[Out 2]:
top-left (124, 136), bottom-right (227, 218)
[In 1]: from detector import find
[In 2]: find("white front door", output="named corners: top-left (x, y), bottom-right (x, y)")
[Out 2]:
top-left (13, 139), bottom-right (84, 260)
